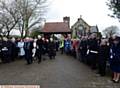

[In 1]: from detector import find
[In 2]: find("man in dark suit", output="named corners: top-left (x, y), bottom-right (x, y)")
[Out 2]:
top-left (0, 37), bottom-right (2, 62)
top-left (36, 35), bottom-right (44, 63)
top-left (48, 38), bottom-right (56, 59)
top-left (10, 37), bottom-right (17, 61)
top-left (79, 36), bottom-right (88, 63)
top-left (87, 33), bottom-right (99, 70)
top-left (24, 37), bottom-right (33, 65)
top-left (1, 37), bottom-right (10, 63)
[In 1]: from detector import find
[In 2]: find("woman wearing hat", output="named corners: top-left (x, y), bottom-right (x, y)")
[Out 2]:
top-left (110, 36), bottom-right (120, 83)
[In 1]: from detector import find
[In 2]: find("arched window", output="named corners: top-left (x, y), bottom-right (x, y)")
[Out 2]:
top-left (77, 25), bottom-right (84, 37)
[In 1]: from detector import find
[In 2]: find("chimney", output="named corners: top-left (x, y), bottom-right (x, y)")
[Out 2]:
top-left (63, 16), bottom-right (70, 28)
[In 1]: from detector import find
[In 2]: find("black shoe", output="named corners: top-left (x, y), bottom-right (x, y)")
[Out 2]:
top-left (91, 67), bottom-right (96, 70)
top-left (111, 79), bottom-right (114, 82)
top-left (38, 61), bottom-right (41, 64)
top-left (53, 56), bottom-right (55, 59)
top-left (100, 74), bottom-right (105, 77)
top-left (50, 57), bottom-right (52, 60)
top-left (96, 71), bottom-right (100, 74)
top-left (26, 63), bottom-right (30, 65)
top-left (113, 80), bottom-right (119, 83)
top-left (43, 58), bottom-right (46, 61)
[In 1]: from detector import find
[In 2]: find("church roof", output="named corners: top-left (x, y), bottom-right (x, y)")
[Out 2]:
top-left (41, 22), bottom-right (71, 34)
top-left (90, 26), bottom-right (99, 33)
top-left (72, 17), bottom-right (90, 28)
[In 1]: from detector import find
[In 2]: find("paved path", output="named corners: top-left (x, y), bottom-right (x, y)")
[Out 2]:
top-left (0, 52), bottom-right (120, 88)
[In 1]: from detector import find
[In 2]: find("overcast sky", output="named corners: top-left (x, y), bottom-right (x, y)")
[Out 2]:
top-left (46, 0), bottom-right (120, 32)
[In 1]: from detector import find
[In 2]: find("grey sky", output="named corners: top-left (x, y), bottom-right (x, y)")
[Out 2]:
top-left (46, 0), bottom-right (120, 32)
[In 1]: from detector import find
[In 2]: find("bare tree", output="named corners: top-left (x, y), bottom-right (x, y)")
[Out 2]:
top-left (15, 0), bottom-right (47, 38)
top-left (0, 24), bottom-right (4, 37)
top-left (0, 16), bottom-right (5, 36)
top-left (0, 14), bottom-right (4, 36)
top-left (0, 0), bottom-right (20, 37)
top-left (102, 26), bottom-right (120, 38)
top-left (0, 0), bottom-right (47, 38)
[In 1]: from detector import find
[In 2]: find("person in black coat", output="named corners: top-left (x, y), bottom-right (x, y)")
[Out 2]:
top-left (8, 38), bottom-right (16, 61)
top-left (0, 37), bottom-right (2, 62)
top-left (79, 36), bottom-right (87, 63)
top-left (24, 37), bottom-right (33, 65)
top-left (7, 39), bottom-right (13, 62)
top-left (87, 33), bottom-right (99, 70)
top-left (8, 37), bottom-right (17, 62)
top-left (55, 40), bottom-right (59, 51)
top-left (1, 37), bottom-right (10, 63)
top-left (109, 36), bottom-right (120, 83)
top-left (44, 39), bottom-right (49, 55)
top-left (98, 39), bottom-right (110, 76)
top-left (48, 38), bottom-right (56, 59)
top-left (36, 35), bottom-right (44, 63)
top-left (42, 38), bottom-right (47, 55)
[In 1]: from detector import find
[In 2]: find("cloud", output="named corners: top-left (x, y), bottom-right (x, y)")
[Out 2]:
top-left (46, 0), bottom-right (120, 32)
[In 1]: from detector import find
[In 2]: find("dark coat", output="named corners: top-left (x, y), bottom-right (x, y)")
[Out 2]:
top-left (7, 41), bottom-right (14, 57)
top-left (36, 39), bottom-right (43, 54)
top-left (79, 40), bottom-right (87, 56)
top-left (24, 41), bottom-right (33, 52)
top-left (0, 40), bottom-right (2, 58)
top-left (98, 45), bottom-right (110, 63)
top-left (1, 41), bottom-right (10, 55)
top-left (110, 44), bottom-right (120, 64)
top-left (11, 41), bottom-right (18, 59)
top-left (48, 41), bottom-right (56, 56)
top-left (110, 43), bottom-right (120, 73)
top-left (88, 38), bottom-right (99, 51)
top-left (87, 38), bottom-right (99, 69)
top-left (43, 41), bottom-right (48, 54)
top-left (24, 41), bottom-right (33, 64)
top-left (1, 41), bottom-right (10, 62)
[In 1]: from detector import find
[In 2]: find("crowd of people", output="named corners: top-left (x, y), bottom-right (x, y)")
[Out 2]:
top-left (0, 35), bottom-right (57, 65)
top-left (0, 33), bottom-right (120, 83)
top-left (61, 33), bottom-right (120, 83)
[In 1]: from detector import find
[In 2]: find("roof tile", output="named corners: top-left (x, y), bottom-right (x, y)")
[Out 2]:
top-left (42, 22), bottom-right (71, 33)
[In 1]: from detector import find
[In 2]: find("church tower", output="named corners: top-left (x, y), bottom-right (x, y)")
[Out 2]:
top-left (63, 16), bottom-right (70, 28)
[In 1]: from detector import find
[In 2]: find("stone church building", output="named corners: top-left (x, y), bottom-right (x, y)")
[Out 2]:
top-left (71, 16), bottom-right (99, 38)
